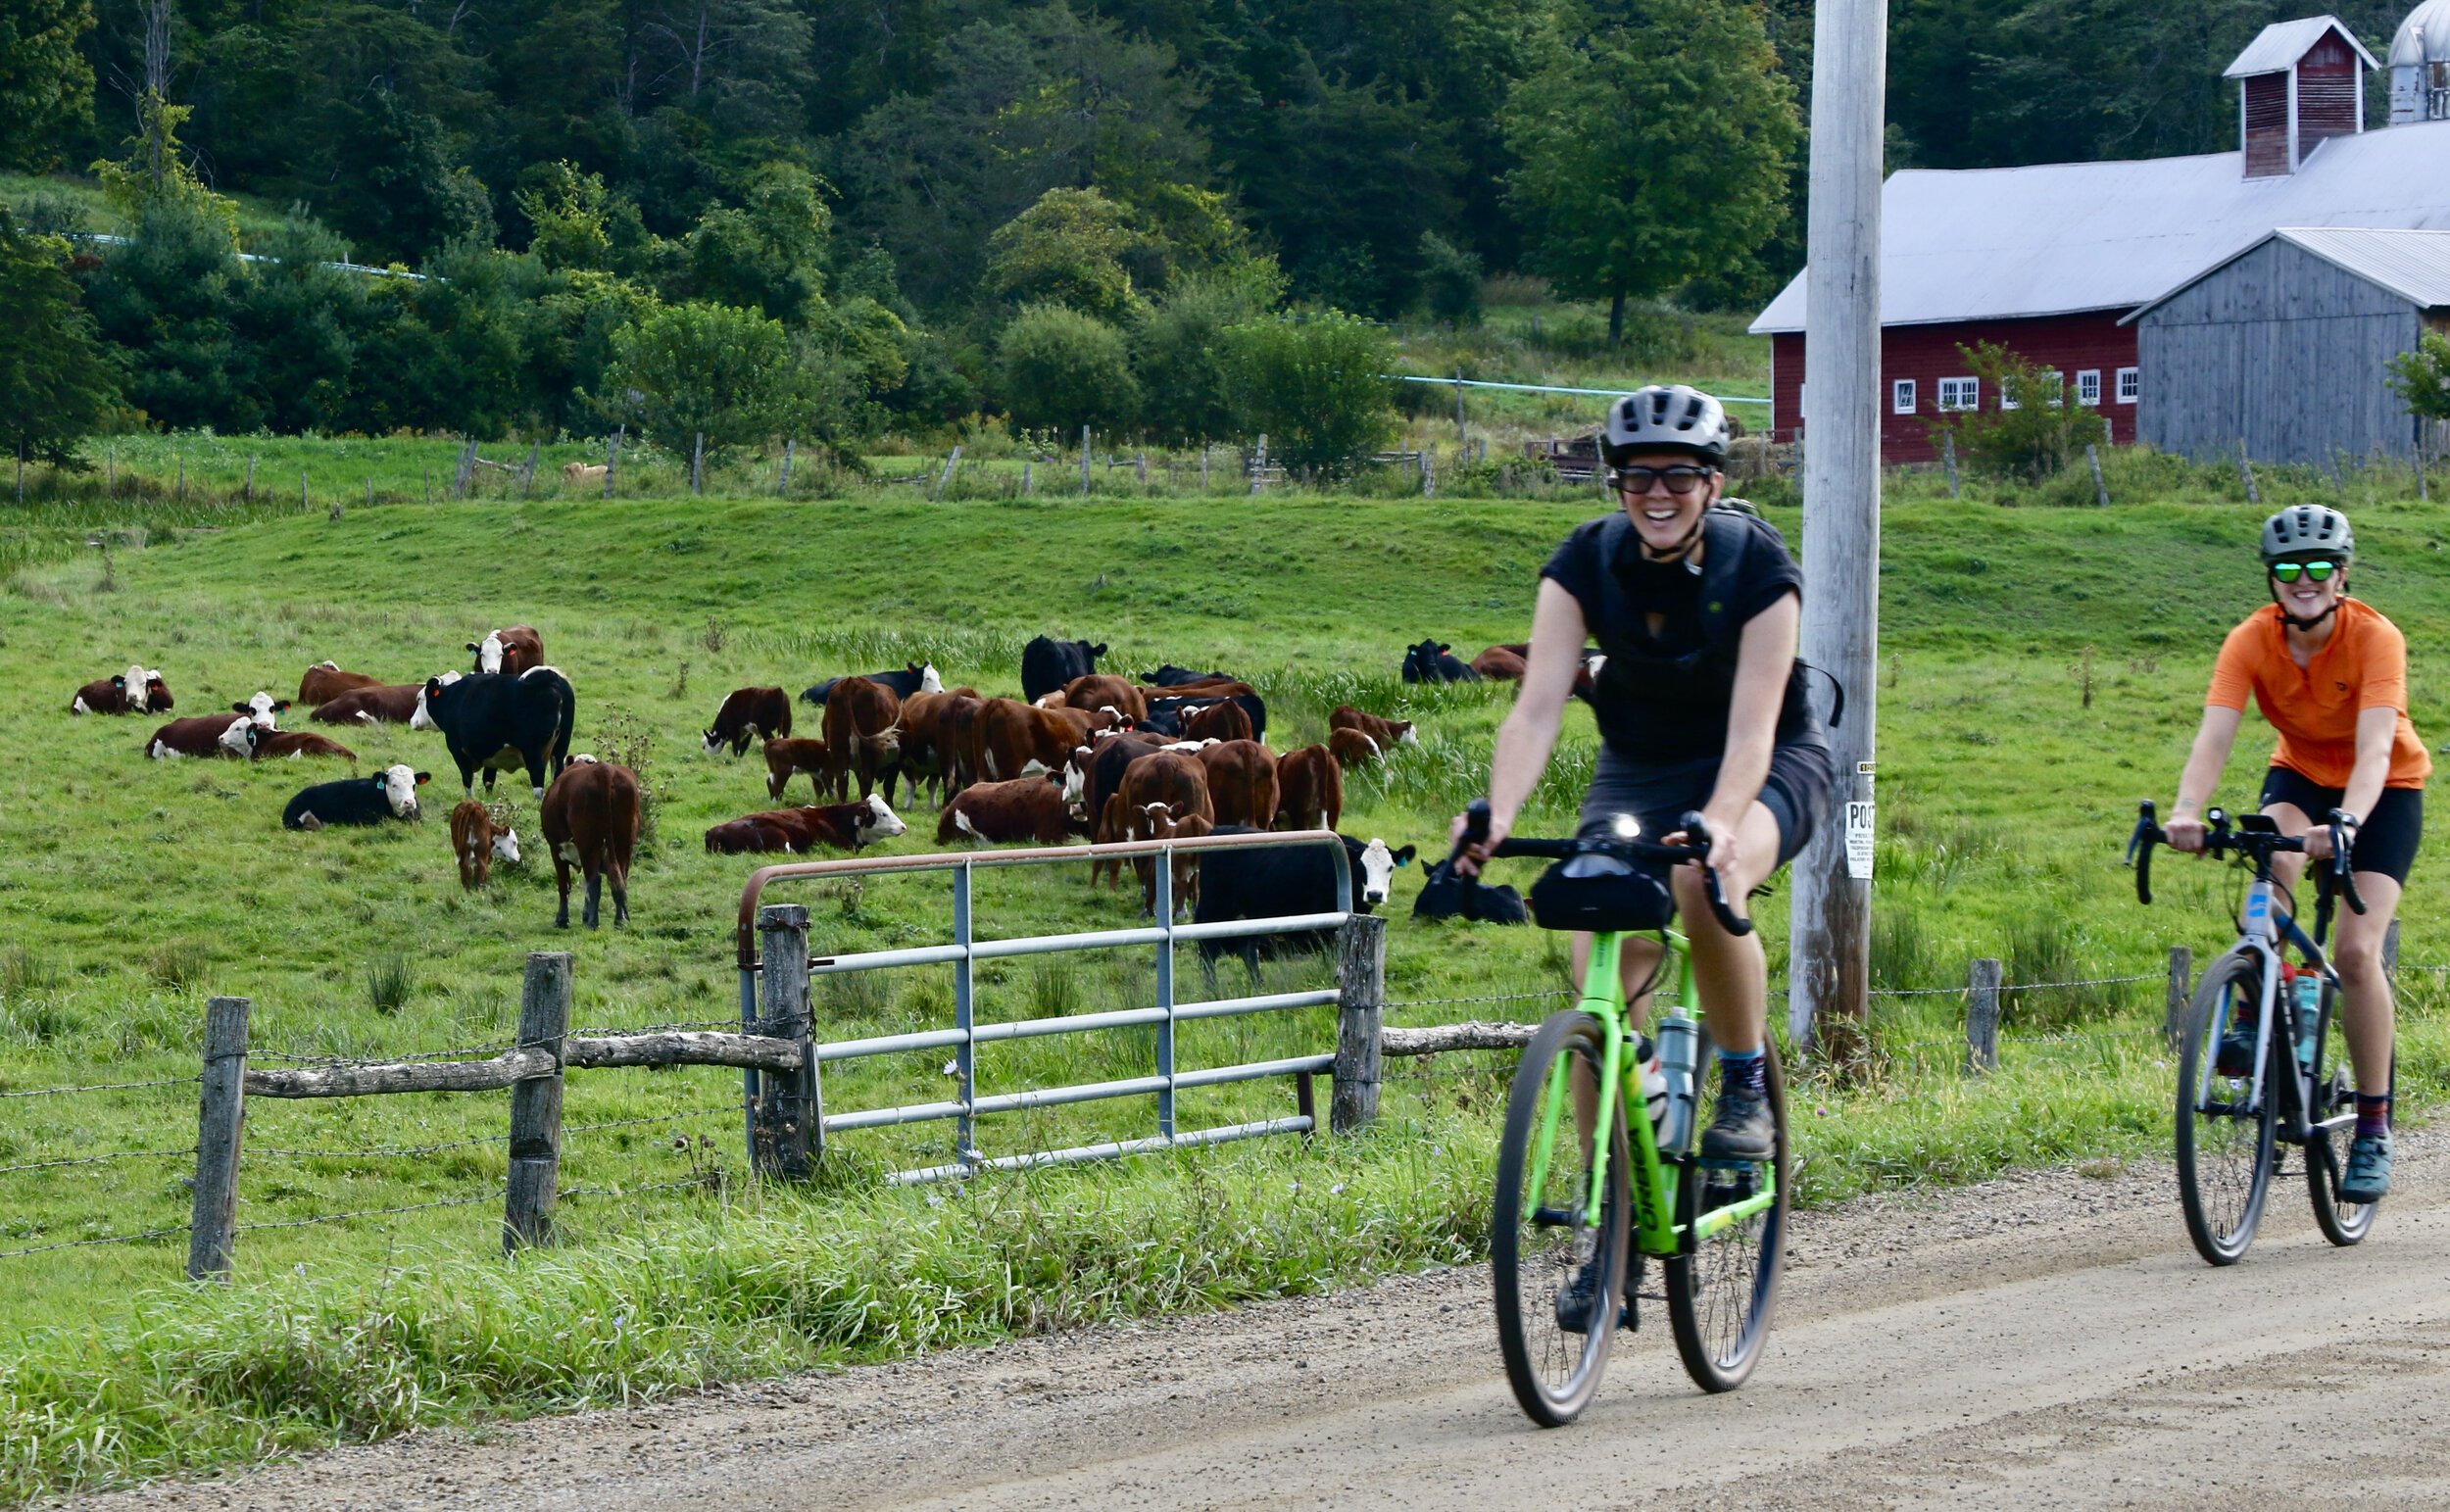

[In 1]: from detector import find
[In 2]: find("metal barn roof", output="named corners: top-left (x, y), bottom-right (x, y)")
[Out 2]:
top-left (2224, 16), bottom-right (2376, 77)
top-left (1748, 118), bottom-right (2450, 334)
top-left (2122, 225), bottom-right (2450, 321)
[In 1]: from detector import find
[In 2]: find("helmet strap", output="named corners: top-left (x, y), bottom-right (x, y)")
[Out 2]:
top-left (2271, 580), bottom-right (2343, 633)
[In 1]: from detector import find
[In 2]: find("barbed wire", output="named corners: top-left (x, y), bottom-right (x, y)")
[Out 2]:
top-left (250, 1134), bottom-right (506, 1160)
top-left (0, 1076), bottom-right (198, 1099)
top-left (248, 1041), bottom-right (523, 1067)
top-left (1882, 1028), bottom-right (2164, 1054)
top-left (0, 1146), bottom-right (195, 1176)
top-left (564, 1106), bottom-right (740, 1137)
top-left (233, 1189), bottom-right (501, 1234)
top-left (567, 1020), bottom-right (744, 1037)
top-left (1383, 991), bottom-right (1569, 1011)
top-left (1867, 972), bottom-right (2158, 1000)
top-left (0, 1222), bottom-right (190, 1259)
top-left (562, 1176), bottom-right (723, 1200)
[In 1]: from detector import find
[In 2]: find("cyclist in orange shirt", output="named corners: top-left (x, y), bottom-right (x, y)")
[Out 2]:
top-left (2164, 506), bottom-right (2426, 1201)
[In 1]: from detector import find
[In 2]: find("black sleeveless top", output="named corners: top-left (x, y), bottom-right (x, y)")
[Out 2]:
top-left (1541, 510), bottom-right (1822, 762)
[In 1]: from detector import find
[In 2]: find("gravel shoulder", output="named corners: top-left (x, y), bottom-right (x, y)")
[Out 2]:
top-left (65, 1131), bottom-right (2450, 1511)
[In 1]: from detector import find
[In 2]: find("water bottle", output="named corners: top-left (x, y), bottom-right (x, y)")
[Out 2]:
top-left (1654, 1014), bottom-right (1700, 1153)
top-left (2294, 972), bottom-right (2322, 1068)
top-left (1638, 1036), bottom-right (1668, 1133)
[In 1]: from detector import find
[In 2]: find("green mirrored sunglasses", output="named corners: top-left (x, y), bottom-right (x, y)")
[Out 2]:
top-left (2270, 561), bottom-right (2340, 583)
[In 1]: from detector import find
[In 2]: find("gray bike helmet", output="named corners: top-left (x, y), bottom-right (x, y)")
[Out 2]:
top-left (2261, 505), bottom-right (2354, 563)
top-left (1601, 384), bottom-right (1731, 467)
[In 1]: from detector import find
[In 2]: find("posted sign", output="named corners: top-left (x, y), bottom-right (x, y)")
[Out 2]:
top-left (1845, 801), bottom-right (1876, 880)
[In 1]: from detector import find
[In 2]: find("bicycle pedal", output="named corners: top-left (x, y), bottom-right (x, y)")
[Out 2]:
top-left (1531, 1205), bottom-right (1578, 1229)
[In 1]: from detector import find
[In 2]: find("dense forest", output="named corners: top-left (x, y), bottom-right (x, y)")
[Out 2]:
top-left (0, 0), bottom-right (2427, 452)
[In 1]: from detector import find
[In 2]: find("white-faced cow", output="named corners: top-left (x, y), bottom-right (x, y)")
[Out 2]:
top-left (703, 796), bottom-right (906, 854)
top-left (1193, 830), bottom-right (1415, 984)
top-left (449, 800), bottom-right (521, 889)
top-left (297, 661), bottom-right (384, 705)
top-left (468, 625), bottom-right (545, 676)
top-left (412, 665), bottom-right (576, 800)
top-left (246, 725), bottom-right (357, 762)
top-left (282, 765), bottom-right (428, 829)
top-left (72, 664), bottom-right (172, 714)
top-left (703, 686), bottom-right (791, 756)
top-left (1328, 726), bottom-right (1384, 771)
top-left (541, 759), bottom-right (640, 928)
top-left (146, 710), bottom-right (265, 759)
top-left (1021, 636), bottom-right (1106, 704)
top-left (1329, 706), bottom-right (1416, 751)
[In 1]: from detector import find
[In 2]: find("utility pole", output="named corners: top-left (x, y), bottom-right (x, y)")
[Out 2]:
top-left (1788, 0), bottom-right (1885, 1058)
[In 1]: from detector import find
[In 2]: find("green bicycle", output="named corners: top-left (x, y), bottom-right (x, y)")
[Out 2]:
top-left (1454, 801), bottom-right (1790, 1425)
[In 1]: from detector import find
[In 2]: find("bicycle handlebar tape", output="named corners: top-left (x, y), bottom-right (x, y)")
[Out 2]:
top-left (1678, 810), bottom-right (1755, 937)
top-left (2328, 810), bottom-right (2368, 916)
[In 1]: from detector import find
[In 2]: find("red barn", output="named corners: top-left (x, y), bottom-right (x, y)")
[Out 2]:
top-left (1746, 15), bottom-right (2450, 465)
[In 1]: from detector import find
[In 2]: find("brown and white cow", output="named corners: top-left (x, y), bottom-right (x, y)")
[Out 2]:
top-left (311, 682), bottom-right (427, 725)
top-left (298, 660), bottom-right (384, 705)
top-left (468, 625), bottom-right (545, 676)
top-left (973, 698), bottom-right (1100, 786)
top-left (1328, 726), bottom-right (1384, 771)
top-left (1181, 698), bottom-right (1253, 745)
top-left (541, 758), bottom-right (639, 928)
top-left (937, 777), bottom-right (1077, 846)
top-left (703, 796), bottom-right (906, 855)
top-left (703, 686), bottom-right (792, 756)
top-left (760, 736), bottom-right (830, 802)
top-left (1470, 644), bottom-right (1530, 681)
top-left (1147, 809), bottom-right (1214, 911)
top-left (147, 694), bottom-right (282, 760)
top-left (898, 688), bottom-right (984, 806)
top-left (1116, 750), bottom-right (1214, 915)
top-left (1196, 740), bottom-right (1279, 829)
top-left (1274, 744), bottom-right (1344, 832)
top-left (72, 664), bottom-right (172, 715)
top-left (1055, 673), bottom-right (1145, 724)
top-left (1328, 706), bottom-right (1416, 751)
top-left (246, 725), bottom-right (357, 762)
top-left (820, 675), bottom-right (904, 803)
top-left (448, 800), bottom-right (522, 889)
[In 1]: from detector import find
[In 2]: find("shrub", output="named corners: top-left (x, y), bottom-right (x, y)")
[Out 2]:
top-left (1928, 341), bottom-right (2108, 485)
top-left (604, 301), bottom-right (818, 458)
top-left (995, 303), bottom-right (1140, 435)
top-left (1133, 266), bottom-right (1281, 445)
top-left (1217, 311), bottom-right (1398, 474)
top-left (1416, 232), bottom-right (1483, 324)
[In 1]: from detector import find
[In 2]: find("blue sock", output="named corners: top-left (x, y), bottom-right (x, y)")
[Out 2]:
top-left (2357, 1094), bottom-right (2391, 1139)
top-left (1720, 1047), bottom-right (1766, 1098)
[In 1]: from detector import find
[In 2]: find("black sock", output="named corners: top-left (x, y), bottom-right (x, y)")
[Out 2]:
top-left (1720, 1048), bottom-right (1766, 1099)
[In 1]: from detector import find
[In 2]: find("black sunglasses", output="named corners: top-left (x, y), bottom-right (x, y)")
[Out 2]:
top-left (1614, 465), bottom-right (1713, 496)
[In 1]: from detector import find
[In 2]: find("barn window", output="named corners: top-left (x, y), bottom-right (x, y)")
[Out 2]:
top-left (2041, 370), bottom-right (2064, 407)
top-left (2077, 369), bottom-right (2102, 406)
top-left (1892, 379), bottom-right (1917, 414)
top-left (2116, 366), bottom-right (2139, 403)
top-left (1937, 376), bottom-right (1979, 412)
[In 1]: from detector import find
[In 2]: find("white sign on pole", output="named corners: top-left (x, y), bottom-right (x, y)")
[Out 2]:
top-left (1845, 801), bottom-right (1876, 880)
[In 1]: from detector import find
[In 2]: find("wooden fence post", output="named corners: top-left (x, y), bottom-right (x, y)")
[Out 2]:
top-left (932, 445), bottom-right (962, 501)
top-left (758, 903), bottom-right (817, 1179)
top-left (301, 469), bottom-right (310, 510)
top-left (2165, 946), bottom-right (2192, 1048)
top-left (1964, 957), bottom-right (2001, 1074)
top-left (605, 426), bottom-right (621, 501)
top-left (2238, 442), bottom-right (2260, 505)
top-left (503, 951), bottom-right (570, 1252)
top-left (779, 438), bottom-right (794, 495)
top-left (2384, 918), bottom-right (2401, 979)
top-left (1081, 425), bottom-right (1092, 494)
top-left (244, 455), bottom-right (256, 502)
top-left (519, 440), bottom-right (540, 495)
top-left (691, 432), bottom-right (704, 496)
top-left (1941, 431), bottom-right (1960, 498)
top-left (1332, 914), bottom-right (1386, 1134)
top-left (187, 996), bottom-right (251, 1281)
top-left (2085, 444), bottom-right (2110, 507)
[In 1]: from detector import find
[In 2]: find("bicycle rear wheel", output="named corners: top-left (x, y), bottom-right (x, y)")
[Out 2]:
top-left (1491, 1009), bottom-right (1631, 1428)
top-left (2177, 948), bottom-right (2279, 1266)
top-left (1664, 1036), bottom-right (1788, 1393)
top-left (2307, 981), bottom-right (2376, 1245)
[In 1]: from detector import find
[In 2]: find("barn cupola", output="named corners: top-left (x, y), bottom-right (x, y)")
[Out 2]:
top-left (2390, 0), bottom-right (2450, 122)
top-left (2226, 16), bottom-right (2378, 178)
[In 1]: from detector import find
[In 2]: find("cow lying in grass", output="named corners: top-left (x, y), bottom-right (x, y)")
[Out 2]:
top-left (283, 765), bottom-right (428, 829)
top-left (246, 725), bottom-right (356, 761)
top-left (72, 664), bottom-right (171, 714)
top-left (704, 796), bottom-right (906, 854)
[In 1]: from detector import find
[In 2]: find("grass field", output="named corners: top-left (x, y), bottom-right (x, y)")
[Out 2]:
top-left (8, 448), bottom-right (2450, 1495)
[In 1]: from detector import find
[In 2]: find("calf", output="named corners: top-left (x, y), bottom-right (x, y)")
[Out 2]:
top-left (448, 800), bottom-right (522, 889)
top-left (1182, 699), bottom-right (1253, 745)
top-left (1148, 809), bottom-right (1213, 912)
top-left (938, 777), bottom-right (1076, 846)
top-left (146, 713), bottom-right (256, 759)
top-left (1117, 750), bottom-right (1213, 915)
top-left (312, 682), bottom-right (426, 725)
top-left (1273, 744), bottom-right (1343, 832)
top-left (246, 726), bottom-right (357, 762)
top-left (1411, 856), bottom-right (1529, 923)
top-left (412, 665), bottom-right (576, 799)
top-left (703, 686), bottom-right (792, 756)
top-left (1400, 639), bottom-right (1479, 683)
top-left (468, 625), bottom-right (546, 676)
top-left (1470, 644), bottom-right (1530, 681)
top-left (71, 664), bottom-right (172, 714)
top-left (1057, 673), bottom-right (1145, 724)
top-left (282, 765), bottom-right (428, 829)
top-left (1193, 830), bottom-right (1415, 982)
top-left (1196, 740), bottom-right (1279, 828)
top-left (800, 662), bottom-right (942, 707)
top-left (1328, 706), bottom-right (1416, 751)
top-left (760, 736), bottom-right (830, 802)
top-left (562, 462), bottom-right (608, 485)
top-left (820, 675), bottom-right (904, 803)
top-left (298, 660), bottom-right (383, 705)
top-left (1328, 726), bottom-right (1384, 771)
top-left (541, 759), bottom-right (640, 928)
top-left (1067, 732), bottom-right (1167, 887)
top-left (703, 796), bottom-right (906, 854)
top-left (1021, 635), bottom-right (1106, 703)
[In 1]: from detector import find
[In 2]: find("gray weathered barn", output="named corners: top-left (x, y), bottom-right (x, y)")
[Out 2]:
top-left (2126, 226), bottom-right (2450, 464)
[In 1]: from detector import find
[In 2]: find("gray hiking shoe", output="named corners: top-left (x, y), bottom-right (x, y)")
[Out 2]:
top-left (2341, 1130), bottom-right (2393, 1204)
top-left (1700, 1088), bottom-right (1776, 1161)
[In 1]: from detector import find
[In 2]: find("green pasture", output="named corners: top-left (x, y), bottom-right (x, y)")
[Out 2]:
top-left (8, 450), bottom-right (2450, 1495)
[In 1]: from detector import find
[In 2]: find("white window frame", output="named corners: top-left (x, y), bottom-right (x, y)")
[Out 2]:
top-left (2041, 369), bottom-right (2064, 407)
top-left (1892, 378), bottom-right (1917, 415)
top-left (2116, 366), bottom-right (2139, 404)
top-left (1937, 376), bottom-right (1979, 412)
top-left (2077, 368), bottom-right (2102, 406)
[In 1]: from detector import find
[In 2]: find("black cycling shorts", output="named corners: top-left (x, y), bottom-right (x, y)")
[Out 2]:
top-left (1576, 740), bottom-right (1834, 875)
top-left (2256, 765), bottom-right (2424, 886)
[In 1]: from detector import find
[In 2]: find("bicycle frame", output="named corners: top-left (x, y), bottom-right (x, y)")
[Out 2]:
top-left (2200, 874), bottom-right (2353, 1146)
top-left (1523, 929), bottom-right (1781, 1257)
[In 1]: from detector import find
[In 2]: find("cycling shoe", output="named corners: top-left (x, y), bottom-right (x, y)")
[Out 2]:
top-left (2341, 1130), bottom-right (2393, 1204)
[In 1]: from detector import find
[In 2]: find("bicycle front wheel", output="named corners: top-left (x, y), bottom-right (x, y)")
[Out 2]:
top-left (1664, 1037), bottom-right (1788, 1393)
top-left (2177, 948), bottom-right (2279, 1265)
top-left (2307, 982), bottom-right (2376, 1246)
top-left (1491, 1009), bottom-right (1631, 1428)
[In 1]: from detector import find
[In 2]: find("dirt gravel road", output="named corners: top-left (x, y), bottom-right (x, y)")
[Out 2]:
top-left (75, 1137), bottom-right (2450, 1511)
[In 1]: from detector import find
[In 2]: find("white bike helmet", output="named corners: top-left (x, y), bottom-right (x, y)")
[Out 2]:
top-left (2261, 505), bottom-right (2353, 563)
top-left (1601, 384), bottom-right (1731, 467)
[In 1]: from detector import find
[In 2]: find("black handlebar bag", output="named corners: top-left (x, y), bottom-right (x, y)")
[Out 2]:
top-left (1527, 853), bottom-right (1676, 934)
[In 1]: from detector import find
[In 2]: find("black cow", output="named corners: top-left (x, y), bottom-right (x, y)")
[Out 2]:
top-left (1142, 664), bottom-right (1237, 687)
top-left (1401, 639), bottom-right (1480, 684)
top-left (800, 661), bottom-right (940, 708)
top-left (1411, 856), bottom-right (1530, 924)
top-left (282, 764), bottom-right (429, 829)
top-left (1192, 828), bottom-right (1415, 983)
top-left (411, 666), bottom-right (576, 800)
top-left (1021, 636), bottom-right (1106, 704)
top-left (1141, 693), bottom-right (1269, 743)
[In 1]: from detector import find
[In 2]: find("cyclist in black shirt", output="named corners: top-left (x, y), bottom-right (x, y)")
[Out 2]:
top-left (1453, 385), bottom-right (1832, 1159)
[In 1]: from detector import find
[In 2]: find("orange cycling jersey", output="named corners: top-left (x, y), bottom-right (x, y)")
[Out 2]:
top-left (2205, 598), bottom-right (2431, 789)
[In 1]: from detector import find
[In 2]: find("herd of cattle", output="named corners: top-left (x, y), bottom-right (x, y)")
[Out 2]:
top-left (66, 628), bottom-right (1540, 943)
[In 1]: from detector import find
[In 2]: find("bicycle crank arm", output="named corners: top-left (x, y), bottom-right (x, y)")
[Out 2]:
top-left (1683, 1178), bottom-right (1780, 1243)
top-left (1531, 1205), bottom-right (1580, 1228)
